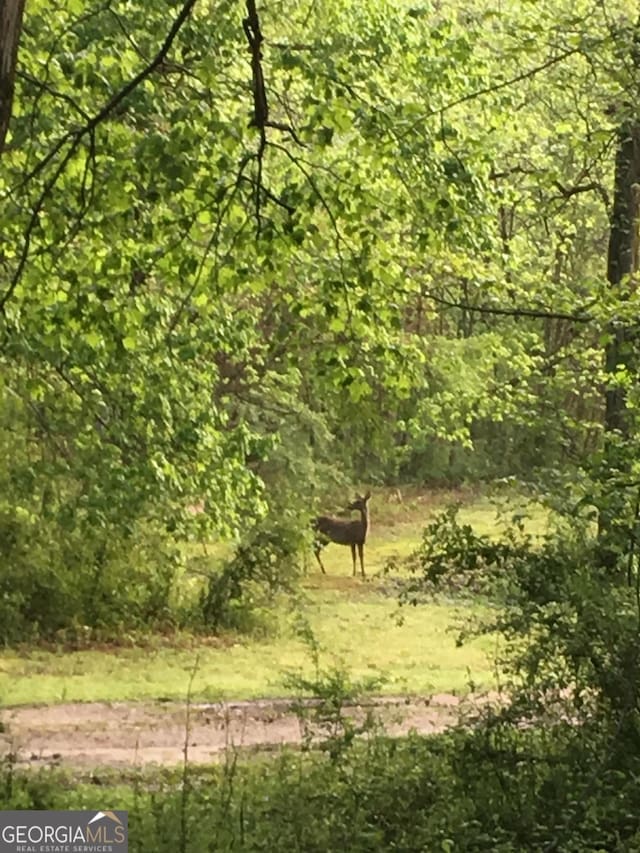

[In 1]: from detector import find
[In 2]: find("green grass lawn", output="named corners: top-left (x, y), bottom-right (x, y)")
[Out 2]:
top-left (0, 489), bottom-right (544, 707)
top-left (0, 587), bottom-right (497, 706)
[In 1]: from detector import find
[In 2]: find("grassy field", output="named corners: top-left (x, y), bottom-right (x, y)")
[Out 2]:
top-left (0, 590), bottom-right (497, 705)
top-left (0, 488), bottom-right (546, 707)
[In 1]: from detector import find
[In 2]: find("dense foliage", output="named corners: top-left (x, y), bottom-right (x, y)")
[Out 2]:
top-left (3, 0), bottom-right (639, 638)
top-left (3, 719), bottom-right (640, 852)
top-left (3, 1), bottom-right (640, 848)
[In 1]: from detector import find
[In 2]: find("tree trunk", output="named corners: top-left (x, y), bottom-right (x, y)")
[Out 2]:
top-left (598, 119), bottom-right (640, 567)
top-left (0, 0), bottom-right (26, 153)
top-left (604, 123), bottom-right (640, 434)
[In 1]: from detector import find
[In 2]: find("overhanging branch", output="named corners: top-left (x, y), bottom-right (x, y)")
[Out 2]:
top-left (423, 290), bottom-right (594, 323)
top-left (0, 0), bottom-right (199, 311)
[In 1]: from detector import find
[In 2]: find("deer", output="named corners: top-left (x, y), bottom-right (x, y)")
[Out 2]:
top-left (312, 491), bottom-right (371, 578)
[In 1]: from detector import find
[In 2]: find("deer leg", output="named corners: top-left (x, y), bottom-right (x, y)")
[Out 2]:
top-left (351, 543), bottom-right (356, 576)
top-left (314, 543), bottom-right (327, 574)
top-left (358, 543), bottom-right (365, 578)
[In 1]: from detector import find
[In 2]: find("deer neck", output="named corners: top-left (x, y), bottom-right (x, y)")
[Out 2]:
top-left (360, 506), bottom-right (369, 536)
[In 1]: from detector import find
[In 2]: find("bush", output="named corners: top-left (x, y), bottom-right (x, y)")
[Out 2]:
top-left (0, 506), bottom-right (179, 643)
top-left (3, 720), bottom-right (640, 851)
top-left (199, 517), bottom-right (306, 633)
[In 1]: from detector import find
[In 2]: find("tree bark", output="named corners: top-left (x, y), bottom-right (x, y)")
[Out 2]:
top-left (0, 0), bottom-right (26, 153)
top-left (598, 119), bottom-right (640, 568)
top-left (604, 123), bottom-right (640, 435)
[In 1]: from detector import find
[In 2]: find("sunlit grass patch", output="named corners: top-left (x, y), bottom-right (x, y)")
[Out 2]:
top-left (0, 588), bottom-right (497, 706)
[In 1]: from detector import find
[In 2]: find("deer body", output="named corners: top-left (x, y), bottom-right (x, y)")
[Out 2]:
top-left (312, 491), bottom-right (371, 578)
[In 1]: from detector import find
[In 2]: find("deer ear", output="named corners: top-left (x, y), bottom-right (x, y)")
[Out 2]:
top-left (364, 490), bottom-right (371, 500)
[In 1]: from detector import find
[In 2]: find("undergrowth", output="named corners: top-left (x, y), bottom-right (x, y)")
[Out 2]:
top-left (2, 719), bottom-right (640, 852)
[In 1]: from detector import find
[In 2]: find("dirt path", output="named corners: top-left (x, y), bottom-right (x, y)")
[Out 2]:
top-left (0, 694), bottom-right (493, 769)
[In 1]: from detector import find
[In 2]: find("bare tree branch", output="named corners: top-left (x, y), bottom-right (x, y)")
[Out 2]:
top-left (166, 154), bottom-right (255, 339)
top-left (422, 290), bottom-right (594, 323)
top-left (551, 179), bottom-right (611, 209)
top-left (399, 45), bottom-right (601, 140)
top-left (242, 0), bottom-right (304, 234)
